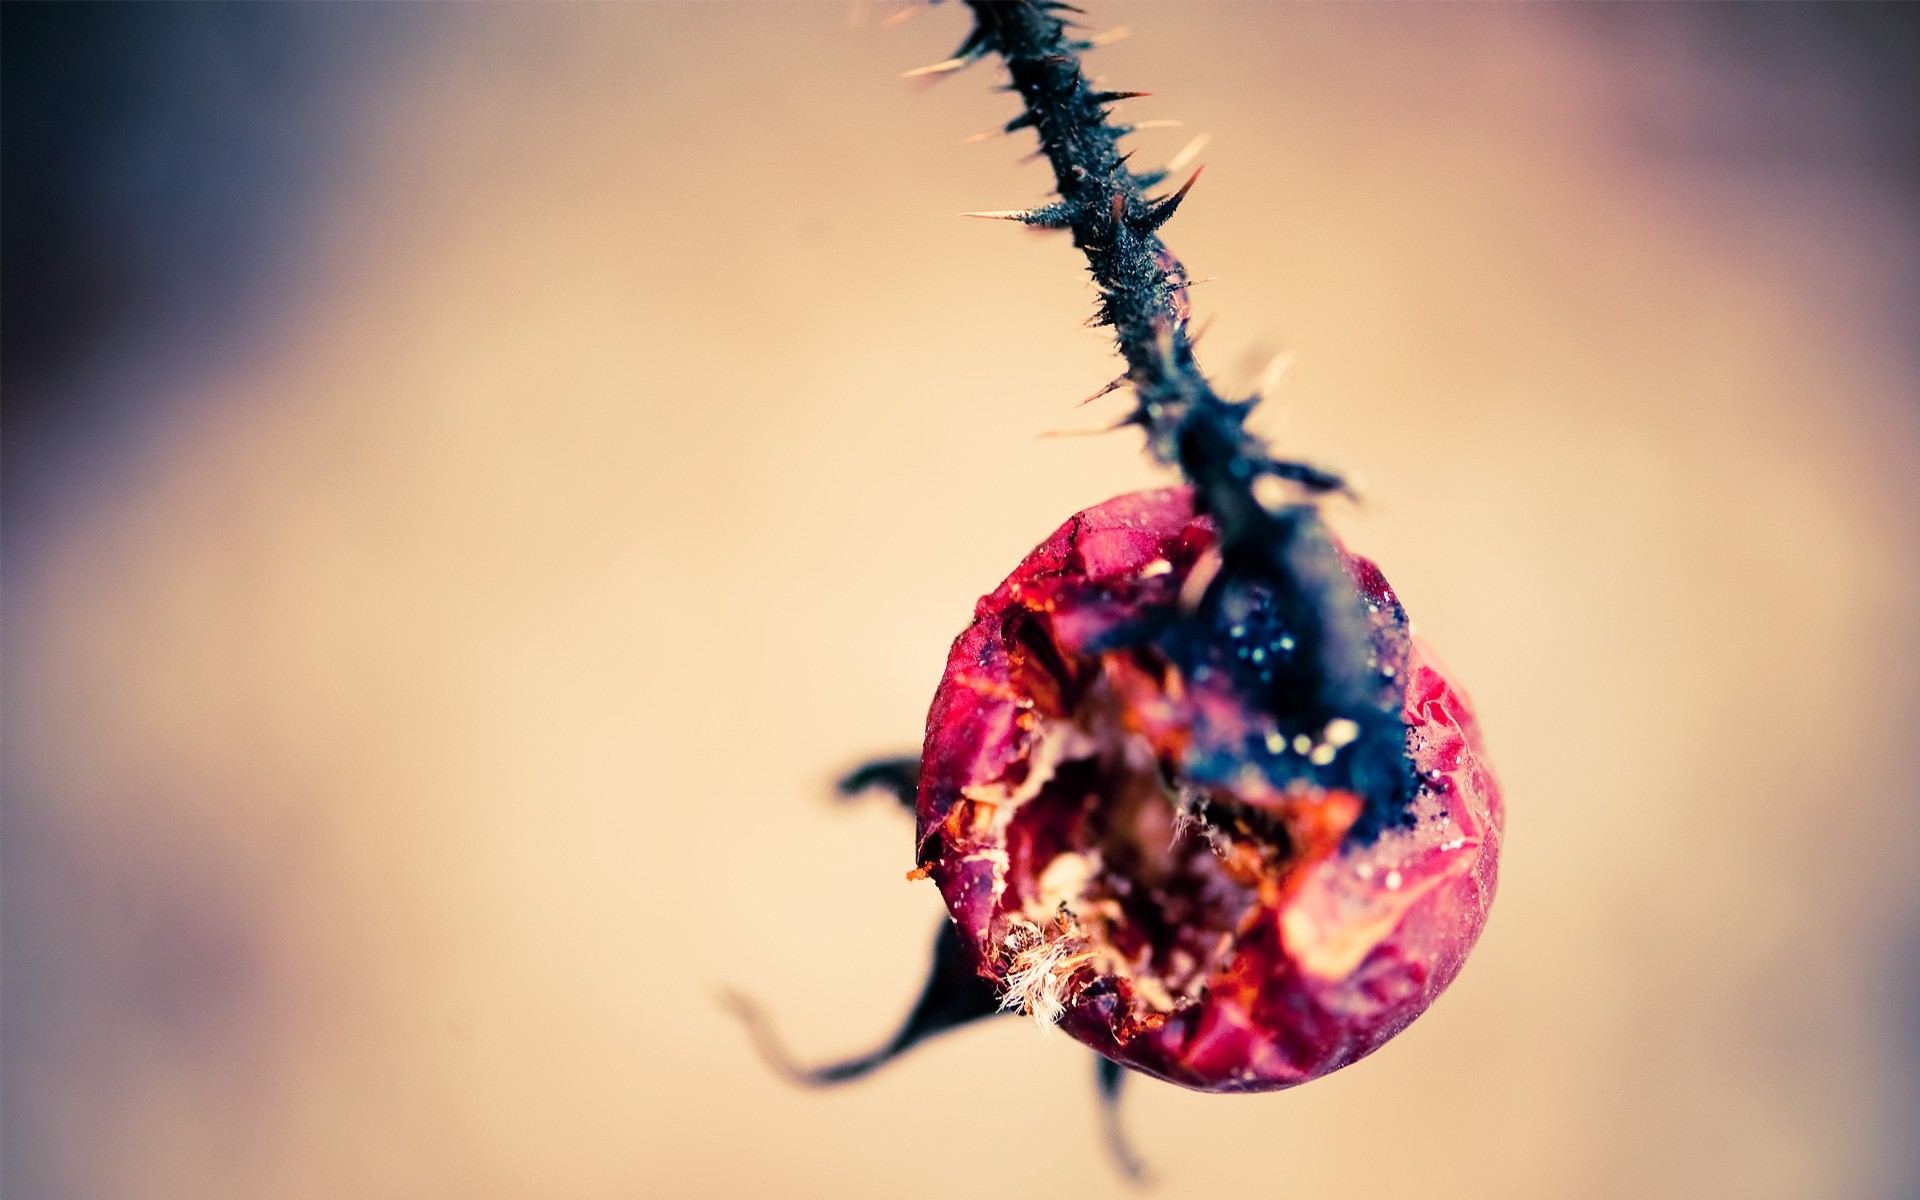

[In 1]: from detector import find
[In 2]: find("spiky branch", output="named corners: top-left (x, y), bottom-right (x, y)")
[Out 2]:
top-left (935, 1), bottom-right (1418, 839)
top-left (954, 2), bottom-right (1344, 532)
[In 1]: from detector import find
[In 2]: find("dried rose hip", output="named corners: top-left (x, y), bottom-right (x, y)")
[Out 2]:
top-left (725, 2), bottom-right (1505, 1177)
top-left (916, 486), bottom-right (1502, 1092)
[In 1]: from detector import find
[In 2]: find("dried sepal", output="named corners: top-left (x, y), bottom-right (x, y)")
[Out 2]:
top-left (721, 922), bottom-right (1006, 1087)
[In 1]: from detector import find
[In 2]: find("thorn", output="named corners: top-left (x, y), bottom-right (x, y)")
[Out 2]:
top-left (1086, 25), bottom-right (1132, 47)
top-left (1091, 90), bottom-right (1152, 105)
top-left (1166, 132), bottom-right (1211, 174)
top-left (1005, 113), bottom-right (1037, 133)
top-left (902, 55), bottom-right (974, 79)
top-left (1185, 275), bottom-right (1219, 286)
top-left (961, 130), bottom-right (999, 145)
top-left (1258, 350), bottom-right (1297, 396)
top-left (1136, 165), bottom-right (1204, 233)
top-left (954, 24), bottom-right (991, 58)
top-left (1188, 313), bottom-right (1217, 347)
top-left (881, 4), bottom-right (926, 28)
top-left (1037, 417), bottom-right (1132, 440)
top-left (1264, 459), bottom-right (1349, 496)
top-left (1130, 119), bottom-right (1184, 131)
top-left (961, 203), bottom-right (1071, 229)
top-left (1178, 546), bottom-right (1225, 613)
top-left (1078, 374), bottom-right (1130, 406)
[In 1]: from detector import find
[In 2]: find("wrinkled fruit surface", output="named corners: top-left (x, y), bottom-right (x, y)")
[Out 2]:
top-left (916, 488), bottom-right (1502, 1093)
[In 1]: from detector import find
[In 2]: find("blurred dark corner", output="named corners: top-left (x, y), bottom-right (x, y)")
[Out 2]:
top-left (1, 2), bottom-right (418, 534)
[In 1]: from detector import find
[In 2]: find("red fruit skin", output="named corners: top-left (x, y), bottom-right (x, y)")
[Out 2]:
top-left (916, 488), bottom-right (1503, 1093)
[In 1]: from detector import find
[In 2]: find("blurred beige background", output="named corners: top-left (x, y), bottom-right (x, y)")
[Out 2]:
top-left (7, 4), bottom-right (1919, 1199)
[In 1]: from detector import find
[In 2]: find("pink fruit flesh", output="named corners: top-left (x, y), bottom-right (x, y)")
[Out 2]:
top-left (916, 488), bottom-right (1502, 1093)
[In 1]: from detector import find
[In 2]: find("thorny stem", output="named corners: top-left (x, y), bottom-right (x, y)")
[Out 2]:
top-left (948, 1), bottom-right (1413, 828)
top-left (957, 1), bottom-right (1346, 528)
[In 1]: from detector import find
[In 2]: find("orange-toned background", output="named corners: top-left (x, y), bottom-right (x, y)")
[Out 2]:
top-left (7, 5), bottom-right (1918, 1199)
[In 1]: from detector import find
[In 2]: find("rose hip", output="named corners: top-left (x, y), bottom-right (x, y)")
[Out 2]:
top-left (917, 487), bottom-right (1501, 1092)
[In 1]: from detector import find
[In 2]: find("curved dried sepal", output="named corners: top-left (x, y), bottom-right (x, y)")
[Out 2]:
top-left (835, 754), bottom-right (920, 811)
top-left (722, 923), bottom-right (1006, 1087)
top-left (1095, 1055), bottom-right (1153, 1186)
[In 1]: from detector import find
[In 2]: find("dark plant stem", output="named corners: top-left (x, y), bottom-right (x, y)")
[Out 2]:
top-left (959, 1), bottom-right (1344, 542)
top-left (945, 1), bottom-right (1417, 839)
